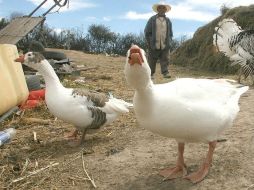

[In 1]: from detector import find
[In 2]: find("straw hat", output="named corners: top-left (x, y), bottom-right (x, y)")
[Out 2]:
top-left (152, 1), bottom-right (171, 13)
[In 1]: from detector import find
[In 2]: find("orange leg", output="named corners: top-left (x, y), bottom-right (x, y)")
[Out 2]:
top-left (159, 143), bottom-right (187, 180)
top-left (184, 141), bottom-right (217, 183)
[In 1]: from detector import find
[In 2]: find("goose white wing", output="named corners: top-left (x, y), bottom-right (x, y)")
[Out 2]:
top-left (157, 78), bottom-right (244, 105)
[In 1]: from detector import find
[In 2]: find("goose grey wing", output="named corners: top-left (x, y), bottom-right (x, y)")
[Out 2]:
top-left (86, 106), bottom-right (107, 129)
top-left (71, 88), bottom-right (109, 107)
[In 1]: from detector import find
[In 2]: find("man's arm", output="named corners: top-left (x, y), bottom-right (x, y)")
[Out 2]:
top-left (144, 17), bottom-right (152, 48)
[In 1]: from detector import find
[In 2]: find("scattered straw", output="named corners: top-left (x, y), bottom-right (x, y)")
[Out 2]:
top-left (68, 175), bottom-right (89, 181)
top-left (11, 162), bottom-right (59, 184)
top-left (0, 166), bottom-right (5, 178)
top-left (247, 184), bottom-right (254, 190)
top-left (20, 158), bottom-right (30, 176)
top-left (35, 159), bottom-right (39, 169)
top-left (81, 150), bottom-right (97, 188)
top-left (33, 132), bottom-right (37, 141)
top-left (106, 131), bottom-right (113, 136)
top-left (22, 118), bottom-right (52, 124)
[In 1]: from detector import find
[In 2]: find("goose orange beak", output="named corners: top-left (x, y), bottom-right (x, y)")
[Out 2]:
top-left (128, 45), bottom-right (143, 65)
top-left (15, 55), bottom-right (25, 63)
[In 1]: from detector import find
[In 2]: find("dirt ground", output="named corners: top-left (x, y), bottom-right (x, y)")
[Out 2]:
top-left (0, 49), bottom-right (253, 190)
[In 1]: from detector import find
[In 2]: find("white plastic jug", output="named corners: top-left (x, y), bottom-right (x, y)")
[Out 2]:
top-left (0, 44), bottom-right (28, 115)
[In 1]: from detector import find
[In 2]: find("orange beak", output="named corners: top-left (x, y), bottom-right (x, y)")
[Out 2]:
top-left (128, 45), bottom-right (143, 65)
top-left (14, 55), bottom-right (25, 63)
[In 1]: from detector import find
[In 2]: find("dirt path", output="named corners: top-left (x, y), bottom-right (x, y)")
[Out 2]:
top-left (1, 49), bottom-right (253, 190)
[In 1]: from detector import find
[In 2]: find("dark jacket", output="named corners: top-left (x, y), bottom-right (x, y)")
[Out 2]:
top-left (144, 14), bottom-right (173, 50)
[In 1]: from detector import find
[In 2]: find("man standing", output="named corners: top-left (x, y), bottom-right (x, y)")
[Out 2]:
top-left (144, 1), bottom-right (173, 79)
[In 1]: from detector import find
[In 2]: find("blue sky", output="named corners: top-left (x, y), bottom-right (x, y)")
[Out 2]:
top-left (0, 0), bottom-right (253, 39)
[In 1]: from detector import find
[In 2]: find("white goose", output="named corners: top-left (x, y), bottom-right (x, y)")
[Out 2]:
top-left (124, 45), bottom-right (248, 183)
top-left (15, 52), bottom-right (132, 144)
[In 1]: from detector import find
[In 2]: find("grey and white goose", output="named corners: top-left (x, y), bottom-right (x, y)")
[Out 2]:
top-left (15, 52), bottom-right (133, 144)
top-left (213, 18), bottom-right (254, 83)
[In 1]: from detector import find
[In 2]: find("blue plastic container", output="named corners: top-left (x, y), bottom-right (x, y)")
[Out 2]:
top-left (0, 128), bottom-right (16, 146)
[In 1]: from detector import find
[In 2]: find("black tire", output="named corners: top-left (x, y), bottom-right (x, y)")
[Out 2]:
top-left (41, 51), bottom-right (67, 61)
top-left (25, 75), bottom-right (41, 91)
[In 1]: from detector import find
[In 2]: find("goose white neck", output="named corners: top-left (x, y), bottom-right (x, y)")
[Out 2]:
top-left (38, 60), bottom-right (63, 89)
top-left (124, 63), bottom-right (153, 91)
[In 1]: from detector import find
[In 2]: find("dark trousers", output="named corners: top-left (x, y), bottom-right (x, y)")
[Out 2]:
top-left (148, 48), bottom-right (170, 76)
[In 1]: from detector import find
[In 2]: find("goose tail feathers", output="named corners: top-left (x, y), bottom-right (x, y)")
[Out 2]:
top-left (106, 93), bottom-right (133, 113)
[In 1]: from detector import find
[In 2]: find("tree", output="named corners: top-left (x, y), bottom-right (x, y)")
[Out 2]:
top-left (110, 33), bottom-right (146, 55)
top-left (1, 12), bottom-right (187, 56)
top-left (9, 12), bottom-right (23, 20)
top-left (220, 4), bottom-right (230, 15)
top-left (88, 24), bottom-right (115, 53)
top-left (0, 18), bottom-right (9, 30)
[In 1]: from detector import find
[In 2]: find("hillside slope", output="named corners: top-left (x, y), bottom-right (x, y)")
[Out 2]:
top-left (171, 4), bottom-right (254, 74)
